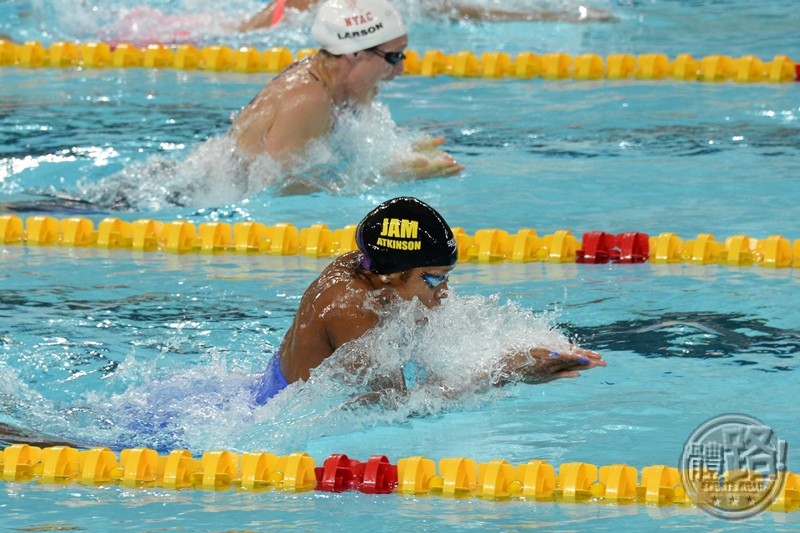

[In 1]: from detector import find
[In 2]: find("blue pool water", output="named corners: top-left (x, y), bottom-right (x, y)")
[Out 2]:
top-left (2, 0), bottom-right (800, 530)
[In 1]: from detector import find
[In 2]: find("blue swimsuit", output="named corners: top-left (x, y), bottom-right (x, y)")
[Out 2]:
top-left (253, 353), bottom-right (289, 405)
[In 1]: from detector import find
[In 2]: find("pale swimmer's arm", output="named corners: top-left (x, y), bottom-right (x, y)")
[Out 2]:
top-left (239, 0), bottom-right (320, 32)
top-left (238, 3), bottom-right (278, 32)
top-left (238, 0), bottom-right (616, 31)
top-left (431, 1), bottom-right (617, 23)
top-left (233, 80), bottom-right (333, 162)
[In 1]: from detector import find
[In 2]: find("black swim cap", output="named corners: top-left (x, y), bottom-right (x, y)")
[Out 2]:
top-left (356, 197), bottom-right (458, 274)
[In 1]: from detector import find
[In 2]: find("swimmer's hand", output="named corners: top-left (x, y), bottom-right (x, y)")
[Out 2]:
top-left (413, 136), bottom-right (447, 152)
top-left (390, 137), bottom-right (464, 179)
top-left (406, 150), bottom-right (464, 179)
top-left (496, 345), bottom-right (605, 385)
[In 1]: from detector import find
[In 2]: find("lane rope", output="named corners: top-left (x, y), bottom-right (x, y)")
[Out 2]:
top-left (1, 444), bottom-right (797, 512)
top-left (1, 214), bottom-right (798, 268)
top-left (1, 39), bottom-right (797, 82)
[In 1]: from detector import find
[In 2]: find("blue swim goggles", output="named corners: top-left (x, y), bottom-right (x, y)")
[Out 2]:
top-left (421, 272), bottom-right (449, 289)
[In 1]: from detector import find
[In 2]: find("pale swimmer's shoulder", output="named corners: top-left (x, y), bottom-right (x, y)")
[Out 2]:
top-left (244, 62), bottom-right (327, 107)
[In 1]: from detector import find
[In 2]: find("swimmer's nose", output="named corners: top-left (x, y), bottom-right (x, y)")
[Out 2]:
top-left (389, 60), bottom-right (404, 79)
top-left (435, 282), bottom-right (449, 299)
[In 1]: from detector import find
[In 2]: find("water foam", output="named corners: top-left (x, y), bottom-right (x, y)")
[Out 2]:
top-left (28, 0), bottom-right (262, 44)
top-left (75, 135), bottom-right (261, 210)
top-left (72, 102), bottom-right (443, 210)
top-left (0, 289), bottom-right (572, 453)
top-left (234, 291), bottom-right (571, 453)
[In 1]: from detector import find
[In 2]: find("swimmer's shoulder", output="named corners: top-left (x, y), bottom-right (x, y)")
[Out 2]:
top-left (310, 254), bottom-right (381, 333)
top-left (232, 62), bottom-right (332, 146)
top-left (310, 252), bottom-right (376, 304)
top-left (241, 62), bottom-right (332, 126)
top-left (261, 59), bottom-right (330, 97)
top-left (316, 252), bottom-right (370, 289)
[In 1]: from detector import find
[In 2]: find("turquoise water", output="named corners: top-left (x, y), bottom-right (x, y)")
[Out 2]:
top-left (2, 0), bottom-right (800, 530)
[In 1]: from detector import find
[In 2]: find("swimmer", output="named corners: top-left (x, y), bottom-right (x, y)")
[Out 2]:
top-left (240, 0), bottom-right (616, 30)
top-left (0, 422), bottom-right (77, 448)
top-left (231, 0), bottom-right (463, 179)
top-left (239, 0), bottom-right (313, 31)
top-left (253, 197), bottom-right (605, 404)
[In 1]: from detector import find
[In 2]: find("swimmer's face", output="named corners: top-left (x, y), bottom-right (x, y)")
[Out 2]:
top-left (366, 35), bottom-right (408, 81)
top-left (347, 35), bottom-right (408, 103)
top-left (391, 265), bottom-right (453, 309)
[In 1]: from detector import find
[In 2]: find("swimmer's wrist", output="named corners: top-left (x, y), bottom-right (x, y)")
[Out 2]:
top-left (510, 349), bottom-right (537, 374)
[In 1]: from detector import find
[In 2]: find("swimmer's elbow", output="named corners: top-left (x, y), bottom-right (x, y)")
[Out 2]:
top-left (368, 372), bottom-right (407, 394)
top-left (238, 6), bottom-right (275, 32)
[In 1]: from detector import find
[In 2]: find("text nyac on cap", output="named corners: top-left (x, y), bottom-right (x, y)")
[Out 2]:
top-left (312, 0), bottom-right (407, 55)
top-left (356, 197), bottom-right (458, 275)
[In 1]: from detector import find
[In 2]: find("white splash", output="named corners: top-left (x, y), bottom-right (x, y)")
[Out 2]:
top-left (75, 135), bottom-right (264, 210)
top-left (235, 292), bottom-right (571, 453)
top-left (28, 0), bottom-right (263, 43)
top-left (73, 102), bottom-right (437, 209)
top-left (0, 289), bottom-right (572, 454)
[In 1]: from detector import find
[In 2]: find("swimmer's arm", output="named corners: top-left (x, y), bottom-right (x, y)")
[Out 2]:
top-left (239, 0), bottom-right (320, 31)
top-left (415, 347), bottom-right (602, 397)
top-left (436, 1), bottom-right (616, 23)
top-left (494, 346), bottom-right (606, 386)
top-left (268, 90), bottom-right (332, 159)
top-left (325, 304), bottom-right (408, 394)
top-left (331, 334), bottom-right (409, 407)
top-left (325, 304), bottom-right (379, 354)
top-left (238, 3), bottom-right (276, 31)
top-left (239, 87), bottom-right (332, 160)
top-left (449, 6), bottom-right (565, 22)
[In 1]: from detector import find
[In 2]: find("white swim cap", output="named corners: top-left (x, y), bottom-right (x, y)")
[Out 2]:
top-left (312, 0), bottom-right (407, 55)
